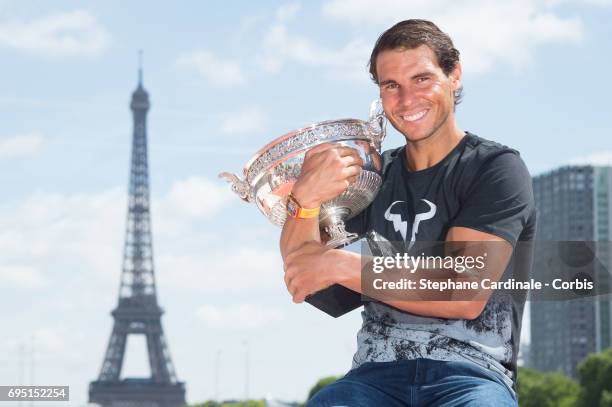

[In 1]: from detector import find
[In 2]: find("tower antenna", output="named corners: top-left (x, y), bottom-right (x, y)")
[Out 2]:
top-left (138, 50), bottom-right (143, 85)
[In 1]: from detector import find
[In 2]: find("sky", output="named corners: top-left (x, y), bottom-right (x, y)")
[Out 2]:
top-left (1, 0), bottom-right (611, 405)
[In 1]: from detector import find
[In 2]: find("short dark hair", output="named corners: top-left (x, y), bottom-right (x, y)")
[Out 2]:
top-left (369, 19), bottom-right (463, 107)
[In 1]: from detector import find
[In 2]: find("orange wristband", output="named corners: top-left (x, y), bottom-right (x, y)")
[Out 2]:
top-left (286, 192), bottom-right (320, 219)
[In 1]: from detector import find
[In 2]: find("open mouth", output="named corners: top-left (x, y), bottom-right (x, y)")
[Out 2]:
top-left (400, 109), bottom-right (429, 123)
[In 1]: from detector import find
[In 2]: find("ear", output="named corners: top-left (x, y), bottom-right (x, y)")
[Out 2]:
top-left (450, 62), bottom-right (462, 92)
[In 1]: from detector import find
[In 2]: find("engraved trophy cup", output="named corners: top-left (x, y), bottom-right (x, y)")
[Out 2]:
top-left (219, 100), bottom-right (386, 317)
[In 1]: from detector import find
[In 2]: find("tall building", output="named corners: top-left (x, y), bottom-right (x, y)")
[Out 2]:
top-left (89, 60), bottom-right (186, 407)
top-left (530, 165), bottom-right (612, 377)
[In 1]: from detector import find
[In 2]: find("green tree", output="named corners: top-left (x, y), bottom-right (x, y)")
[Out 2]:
top-left (576, 348), bottom-right (612, 407)
top-left (601, 390), bottom-right (612, 407)
top-left (190, 402), bottom-right (220, 407)
top-left (306, 375), bottom-right (340, 403)
top-left (517, 367), bottom-right (579, 407)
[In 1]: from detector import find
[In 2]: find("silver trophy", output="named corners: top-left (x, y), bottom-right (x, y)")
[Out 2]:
top-left (219, 100), bottom-right (386, 248)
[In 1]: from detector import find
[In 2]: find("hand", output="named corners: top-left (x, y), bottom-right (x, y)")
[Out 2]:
top-left (283, 241), bottom-right (337, 303)
top-left (292, 143), bottom-right (363, 207)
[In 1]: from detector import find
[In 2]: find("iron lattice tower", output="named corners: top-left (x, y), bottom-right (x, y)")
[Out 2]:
top-left (89, 57), bottom-right (186, 407)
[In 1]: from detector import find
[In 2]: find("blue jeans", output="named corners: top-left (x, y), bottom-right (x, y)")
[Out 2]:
top-left (307, 359), bottom-right (517, 407)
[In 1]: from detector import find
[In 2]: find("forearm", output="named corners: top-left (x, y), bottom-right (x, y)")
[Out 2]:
top-left (280, 216), bottom-right (321, 260)
top-left (332, 250), bottom-right (485, 320)
top-left (280, 143), bottom-right (363, 260)
top-left (279, 180), bottom-right (326, 260)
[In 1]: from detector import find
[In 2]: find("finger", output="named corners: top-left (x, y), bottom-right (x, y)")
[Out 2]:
top-left (296, 283), bottom-right (318, 304)
top-left (306, 142), bottom-right (337, 156)
top-left (341, 165), bottom-right (362, 179)
top-left (289, 280), bottom-right (301, 302)
top-left (284, 266), bottom-right (295, 285)
top-left (292, 285), bottom-right (305, 303)
top-left (347, 175), bottom-right (359, 185)
top-left (340, 154), bottom-right (364, 167)
top-left (336, 146), bottom-right (360, 157)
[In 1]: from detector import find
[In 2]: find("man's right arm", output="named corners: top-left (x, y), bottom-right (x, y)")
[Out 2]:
top-left (279, 143), bottom-right (363, 261)
top-left (279, 196), bottom-right (321, 260)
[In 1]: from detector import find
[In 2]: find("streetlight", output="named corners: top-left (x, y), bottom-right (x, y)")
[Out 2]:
top-left (214, 349), bottom-right (222, 401)
top-left (242, 340), bottom-right (250, 401)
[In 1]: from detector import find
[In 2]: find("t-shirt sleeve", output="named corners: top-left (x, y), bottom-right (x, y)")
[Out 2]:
top-left (449, 151), bottom-right (534, 245)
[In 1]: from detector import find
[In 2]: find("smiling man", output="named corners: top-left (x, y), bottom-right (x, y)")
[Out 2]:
top-left (280, 20), bottom-right (536, 406)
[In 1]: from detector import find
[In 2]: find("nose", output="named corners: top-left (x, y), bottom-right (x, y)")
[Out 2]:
top-left (397, 87), bottom-right (416, 109)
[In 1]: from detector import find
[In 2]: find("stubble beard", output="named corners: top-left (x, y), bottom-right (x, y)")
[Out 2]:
top-left (401, 107), bottom-right (450, 145)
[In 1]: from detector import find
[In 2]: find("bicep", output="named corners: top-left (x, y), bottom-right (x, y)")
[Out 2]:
top-left (446, 226), bottom-right (513, 271)
top-left (445, 226), bottom-right (513, 317)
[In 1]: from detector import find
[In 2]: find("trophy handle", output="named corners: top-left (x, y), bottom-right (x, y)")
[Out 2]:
top-left (218, 172), bottom-right (251, 202)
top-left (368, 98), bottom-right (387, 150)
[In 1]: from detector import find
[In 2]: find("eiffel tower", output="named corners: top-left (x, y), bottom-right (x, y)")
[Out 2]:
top-left (89, 55), bottom-right (186, 407)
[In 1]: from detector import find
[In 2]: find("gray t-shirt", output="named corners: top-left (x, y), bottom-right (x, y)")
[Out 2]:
top-left (346, 132), bottom-right (536, 390)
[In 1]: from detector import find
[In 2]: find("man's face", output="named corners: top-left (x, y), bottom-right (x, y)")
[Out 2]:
top-left (376, 45), bottom-right (461, 143)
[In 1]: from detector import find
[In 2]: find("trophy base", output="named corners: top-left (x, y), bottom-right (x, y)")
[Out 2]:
top-left (304, 231), bottom-right (364, 317)
top-left (323, 221), bottom-right (359, 248)
top-left (325, 230), bottom-right (358, 248)
top-left (305, 284), bottom-right (362, 318)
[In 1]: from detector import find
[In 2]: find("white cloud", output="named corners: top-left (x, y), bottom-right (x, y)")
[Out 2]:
top-left (157, 246), bottom-right (283, 294)
top-left (275, 2), bottom-right (302, 22)
top-left (321, 0), bottom-right (584, 74)
top-left (1, 325), bottom-right (89, 365)
top-left (0, 10), bottom-right (110, 57)
top-left (263, 23), bottom-right (368, 68)
top-left (544, 0), bottom-right (612, 5)
top-left (176, 49), bottom-right (246, 86)
top-left (256, 4), bottom-right (370, 79)
top-left (0, 132), bottom-right (43, 159)
top-left (236, 13), bottom-right (267, 39)
top-left (179, 0), bottom-right (604, 82)
top-left (219, 106), bottom-right (267, 134)
top-left (0, 264), bottom-right (46, 288)
top-left (159, 176), bottom-right (235, 219)
top-left (0, 176), bottom-right (234, 291)
top-left (569, 151), bottom-right (612, 166)
top-left (196, 303), bottom-right (285, 329)
top-left (0, 188), bottom-right (126, 284)
top-left (32, 326), bottom-right (71, 353)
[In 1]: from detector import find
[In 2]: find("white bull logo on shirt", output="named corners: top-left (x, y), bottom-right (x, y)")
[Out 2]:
top-left (384, 199), bottom-right (437, 249)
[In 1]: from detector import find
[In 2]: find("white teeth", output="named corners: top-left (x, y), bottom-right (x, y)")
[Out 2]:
top-left (402, 110), bottom-right (427, 122)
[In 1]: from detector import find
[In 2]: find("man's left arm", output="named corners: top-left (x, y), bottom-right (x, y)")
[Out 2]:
top-left (284, 151), bottom-right (534, 320)
top-left (323, 226), bottom-right (512, 320)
